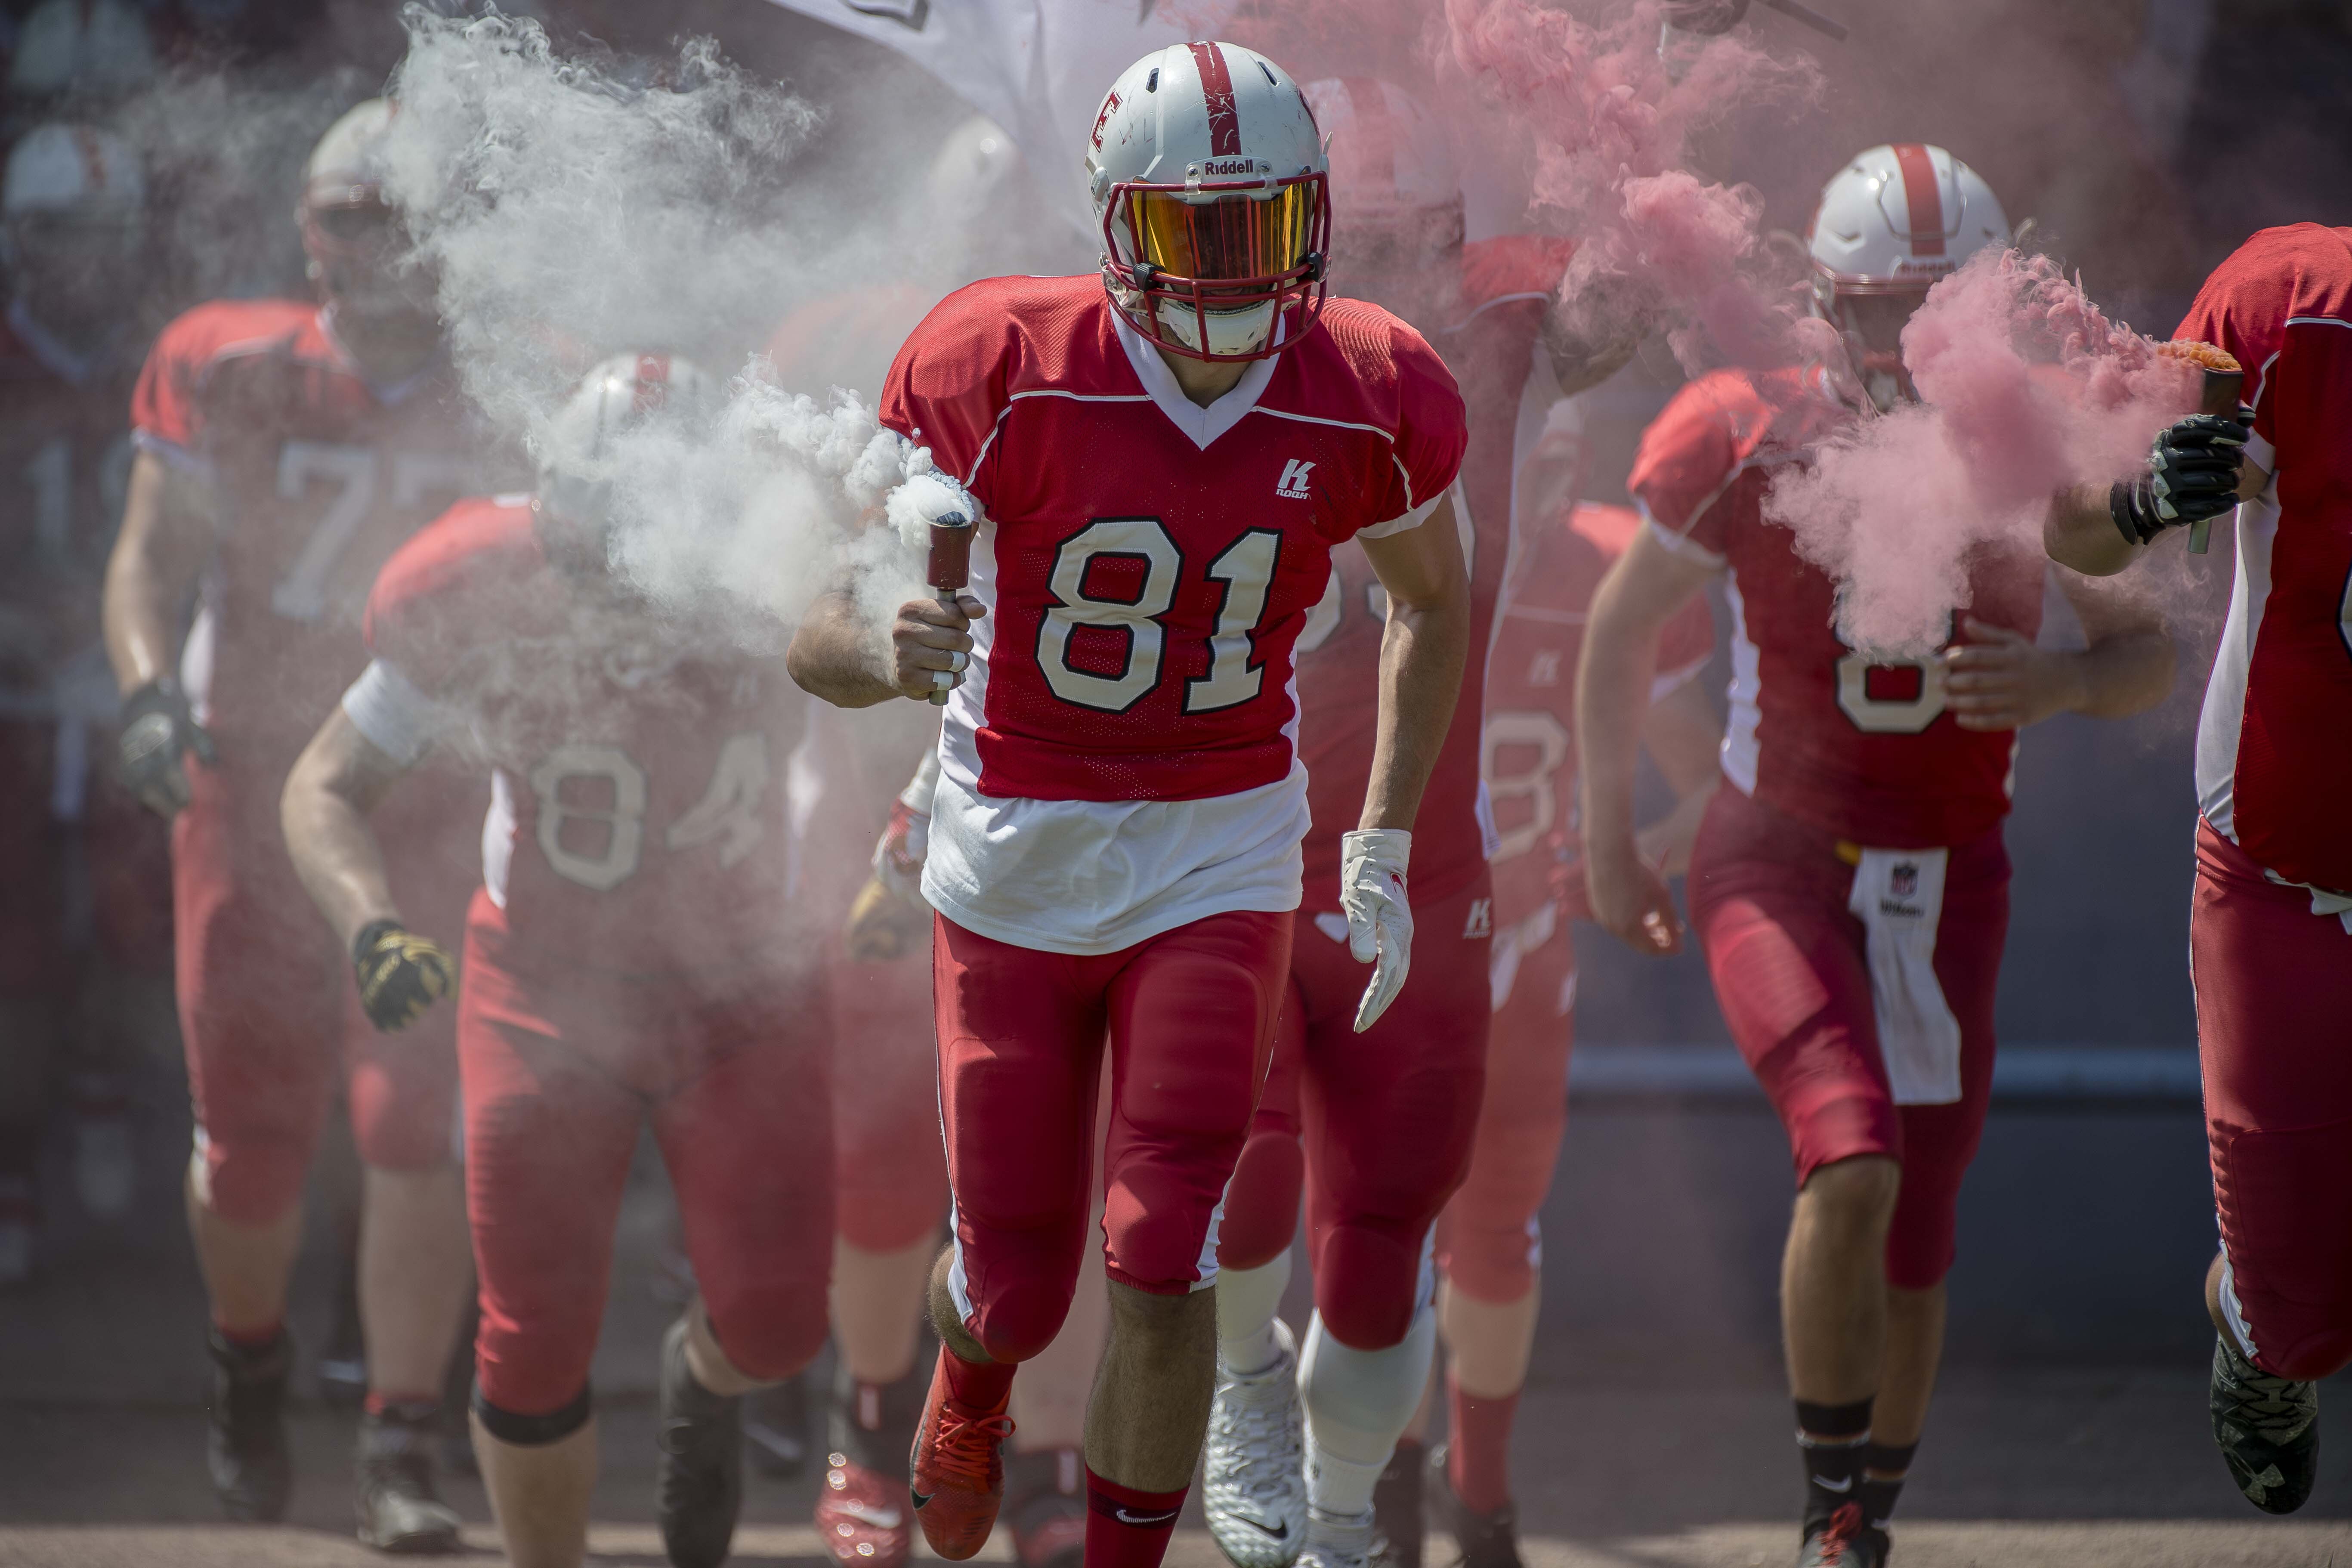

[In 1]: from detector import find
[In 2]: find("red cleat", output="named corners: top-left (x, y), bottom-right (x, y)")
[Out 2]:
top-left (908, 1357), bottom-right (1015, 1560)
top-left (818, 1453), bottom-right (912, 1568)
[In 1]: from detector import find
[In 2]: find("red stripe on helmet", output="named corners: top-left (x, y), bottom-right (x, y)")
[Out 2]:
top-left (1341, 77), bottom-right (1396, 197)
top-left (634, 353), bottom-right (671, 411)
top-left (1188, 42), bottom-right (1241, 158)
top-left (1891, 143), bottom-right (1945, 257)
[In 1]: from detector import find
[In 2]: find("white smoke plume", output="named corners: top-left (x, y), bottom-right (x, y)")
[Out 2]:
top-left (378, 7), bottom-right (945, 643)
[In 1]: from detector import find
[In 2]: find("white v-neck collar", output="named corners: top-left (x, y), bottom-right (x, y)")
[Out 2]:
top-left (1111, 309), bottom-right (1280, 452)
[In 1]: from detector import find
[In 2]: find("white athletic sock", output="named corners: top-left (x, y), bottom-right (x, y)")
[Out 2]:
top-left (1215, 1253), bottom-right (1292, 1374)
top-left (1300, 1303), bottom-right (1437, 1518)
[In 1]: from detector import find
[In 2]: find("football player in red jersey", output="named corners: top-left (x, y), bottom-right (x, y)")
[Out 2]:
top-left (2046, 223), bottom-right (2352, 1517)
top-left (282, 354), bottom-right (836, 1568)
top-left (100, 100), bottom-right (491, 1546)
top-left (0, 120), bottom-right (158, 1281)
top-left (787, 43), bottom-right (1471, 1568)
top-left (1579, 146), bottom-right (2176, 1568)
top-left (1193, 79), bottom-right (1653, 1568)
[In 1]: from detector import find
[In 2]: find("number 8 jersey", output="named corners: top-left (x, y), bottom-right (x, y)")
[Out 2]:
top-left (882, 274), bottom-right (1467, 954)
top-left (1631, 365), bottom-right (2044, 849)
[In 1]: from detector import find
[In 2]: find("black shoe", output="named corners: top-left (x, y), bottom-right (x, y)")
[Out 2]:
top-left (657, 1317), bottom-right (744, 1568)
top-left (1425, 1443), bottom-right (1518, 1568)
top-left (319, 1265), bottom-right (369, 1410)
top-left (746, 1370), bottom-right (812, 1479)
top-left (357, 1404), bottom-right (464, 1554)
top-left (2211, 1333), bottom-right (2319, 1515)
top-left (206, 1326), bottom-right (294, 1522)
top-left (1374, 1438), bottom-right (1425, 1568)
top-left (1797, 1503), bottom-right (1885, 1568)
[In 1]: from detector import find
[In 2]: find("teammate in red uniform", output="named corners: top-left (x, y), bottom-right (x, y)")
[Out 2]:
top-left (2046, 223), bottom-right (2352, 1516)
top-left (100, 101), bottom-right (490, 1547)
top-left (282, 354), bottom-right (836, 1568)
top-left (788, 43), bottom-right (1471, 1568)
top-left (1193, 78), bottom-right (1650, 1568)
top-left (1579, 146), bottom-right (2176, 1568)
top-left (0, 121), bottom-right (156, 1283)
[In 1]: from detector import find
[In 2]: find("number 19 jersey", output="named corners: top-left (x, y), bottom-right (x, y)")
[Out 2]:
top-left (882, 275), bottom-right (1467, 954)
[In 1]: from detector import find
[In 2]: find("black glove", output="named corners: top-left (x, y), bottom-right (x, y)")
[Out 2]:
top-left (1663, 0), bottom-right (1749, 33)
top-left (352, 919), bottom-right (456, 1033)
top-left (2110, 413), bottom-right (2248, 544)
top-left (117, 676), bottom-right (216, 818)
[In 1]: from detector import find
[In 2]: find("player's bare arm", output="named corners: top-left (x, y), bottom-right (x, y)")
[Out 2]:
top-left (1356, 493), bottom-right (1473, 833)
top-left (1944, 578), bottom-right (2176, 732)
top-left (1634, 675), bottom-right (1724, 878)
top-left (1578, 526), bottom-right (1718, 956)
top-left (2043, 427), bottom-right (2268, 578)
top-left (787, 586), bottom-right (986, 708)
top-left (102, 450), bottom-right (220, 815)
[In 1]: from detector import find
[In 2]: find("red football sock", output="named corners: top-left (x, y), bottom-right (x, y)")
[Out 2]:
top-left (939, 1344), bottom-right (1016, 1413)
top-left (1085, 1468), bottom-right (1186, 1568)
top-left (1446, 1374), bottom-right (1520, 1515)
top-left (214, 1319), bottom-right (284, 1352)
top-left (365, 1391), bottom-right (441, 1420)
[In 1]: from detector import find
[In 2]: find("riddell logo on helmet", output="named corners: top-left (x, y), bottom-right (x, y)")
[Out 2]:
top-left (1198, 158), bottom-right (1264, 177)
top-left (1893, 257), bottom-right (1954, 277)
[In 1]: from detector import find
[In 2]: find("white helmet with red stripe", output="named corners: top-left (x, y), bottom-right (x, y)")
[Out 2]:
top-left (1085, 41), bottom-right (1329, 363)
top-left (1300, 77), bottom-right (1462, 275)
top-left (537, 352), bottom-right (720, 572)
top-left (3, 123), bottom-right (145, 348)
top-left (1806, 143), bottom-right (2009, 409)
top-left (298, 98), bottom-right (438, 327)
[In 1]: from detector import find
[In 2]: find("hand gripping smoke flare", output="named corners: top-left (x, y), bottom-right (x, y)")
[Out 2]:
top-left (1441, 0), bottom-right (1818, 372)
top-left (374, 9), bottom-right (942, 640)
top-left (1763, 249), bottom-right (2207, 660)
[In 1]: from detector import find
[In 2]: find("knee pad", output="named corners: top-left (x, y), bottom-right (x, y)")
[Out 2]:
top-left (189, 1128), bottom-right (310, 1228)
top-left (964, 1274), bottom-right (1071, 1365)
top-left (473, 1382), bottom-right (593, 1446)
top-left (1300, 1302), bottom-right (1437, 1466)
top-left (1314, 1223), bottom-right (1433, 1350)
top-left (703, 1287), bottom-right (829, 1386)
top-left (1218, 1131), bottom-right (1304, 1270)
top-left (1438, 1214), bottom-right (1540, 1305)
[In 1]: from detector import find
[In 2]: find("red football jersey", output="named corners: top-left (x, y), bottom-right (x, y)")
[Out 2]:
top-left (131, 300), bottom-right (498, 770)
top-left (881, 273), bottom-right (1467, 806)
top-left (1484, 501), bottom-right (1714, 922)
top-left (1294, 236), bottom-right (1572, 909)
top-left (1632, 366), bottom-right (2044, 848)
top-left (2178, 223), bottom-right (2352, 893)
top-left (363, 498), bottom-right (808, 977)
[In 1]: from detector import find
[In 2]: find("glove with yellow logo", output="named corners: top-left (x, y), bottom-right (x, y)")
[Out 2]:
top-left (353, 919), bottom-right (456, 1033)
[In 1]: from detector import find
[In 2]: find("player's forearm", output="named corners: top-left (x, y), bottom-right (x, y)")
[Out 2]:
top-left (104, 452), bottom-right (213, 694)
top-left (1576, 608), bottom-right (1664, 869)
top-left (2066, 628), bottom-right (2176, 721)
top-left (1357, 590), bottom-right (1468, 832)
top-left (2043, 483), bottom-right (2144, 578)
top-left (785, 593), bottom-right (898, 708)
top-left (102, 553), bottom-right (179, 694)
top-left (281, 727), bottom-right (405, 951)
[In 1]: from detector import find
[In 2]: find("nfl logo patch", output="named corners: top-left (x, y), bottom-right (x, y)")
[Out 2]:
top-left (1891, 863), bottom-right (1919, 898)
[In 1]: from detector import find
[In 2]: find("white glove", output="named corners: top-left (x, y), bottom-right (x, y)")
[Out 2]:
top-left (1339, 828), bottom-right (1413, 1033)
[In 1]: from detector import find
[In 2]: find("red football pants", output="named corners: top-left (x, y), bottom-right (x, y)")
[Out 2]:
top-left (1687, 789), bottom-right (2007, 1291)
top-left (1434, 898), bottom-right (1574, 1305)
top-left (175, 754), bottom-right (474, 1223)
top-left (1218, 874), bottom-right (1493, 1349)
top-left (2193, 819), bottom-right (2352, 1382)
top-left (461, 893), bottom-right (834, 1416)
top-left (830, 938), bottom-right (950, 1253)
top-left (932, 908), bottom-right (1291, 1364)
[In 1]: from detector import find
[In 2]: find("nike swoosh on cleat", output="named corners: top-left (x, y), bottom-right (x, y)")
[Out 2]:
top-left (1232, 1518), bottom-right (1289, 1540)
top-left (1115, 1508), bottom-right (1180, 1526)
top-left (1812, 1475), bottom-right (1854, 1493)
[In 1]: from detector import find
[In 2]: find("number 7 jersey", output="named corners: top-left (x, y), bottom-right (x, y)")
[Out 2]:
top-left (881, 274), bottom-right (1466, 954)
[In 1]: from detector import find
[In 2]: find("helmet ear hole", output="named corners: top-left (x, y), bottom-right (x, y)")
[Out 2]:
top-left (1145, 68), bottom-right (1159, 92)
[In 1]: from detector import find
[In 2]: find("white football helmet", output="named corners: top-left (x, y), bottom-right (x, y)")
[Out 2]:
top-left (1085, 41), bottom-right (1329, 362)
top-left (297, 99), bottom-right (434, 327)
top-left (1805, 143), bottom-right (2010, 409)
top-left (3, 123), bottom-right (143, 218)
top-left (537, 352), bottom-right (720, 571)
top-left (1300, 77), bottom-right (1463, 276)
top-left (2, 124), bottom-right (145, 346)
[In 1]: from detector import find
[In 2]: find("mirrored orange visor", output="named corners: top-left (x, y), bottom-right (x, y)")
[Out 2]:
top-left (1127, 184), bottom-right (1316, 283)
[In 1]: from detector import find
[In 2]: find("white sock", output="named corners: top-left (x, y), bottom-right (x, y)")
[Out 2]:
top-left (1300, 1303), bottom-right (1437, 1518)
top-left (1216, 1253), bottom-right (1292, 1375)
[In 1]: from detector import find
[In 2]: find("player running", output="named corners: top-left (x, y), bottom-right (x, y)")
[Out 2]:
top-left (1194, 78), bottom-right (1648, 1568)
top-left (788, 42), bottom-right (1471, 1568)
top-left (281, 353), bottom-right (837, 1568)
top-left (1579, 145), bottom-right (2176, 1568)
top-left (100, 99), bottom-right (488, 1550)
top-left (2044, 222), bottom-right (2352, 1517)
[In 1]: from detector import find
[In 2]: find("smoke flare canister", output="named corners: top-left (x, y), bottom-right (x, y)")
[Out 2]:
top-left (927, 511), bottom-right (975, 707)
top-left (2161, 340), bottom-right (2245, 555)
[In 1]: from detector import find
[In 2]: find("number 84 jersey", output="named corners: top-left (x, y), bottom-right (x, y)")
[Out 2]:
top-left (881, 275), bottom-right (1467, 953)
top-left (358, 498), bottom-right (806, 978)
top-left (1630, 365), bottom-right (2043, 849)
